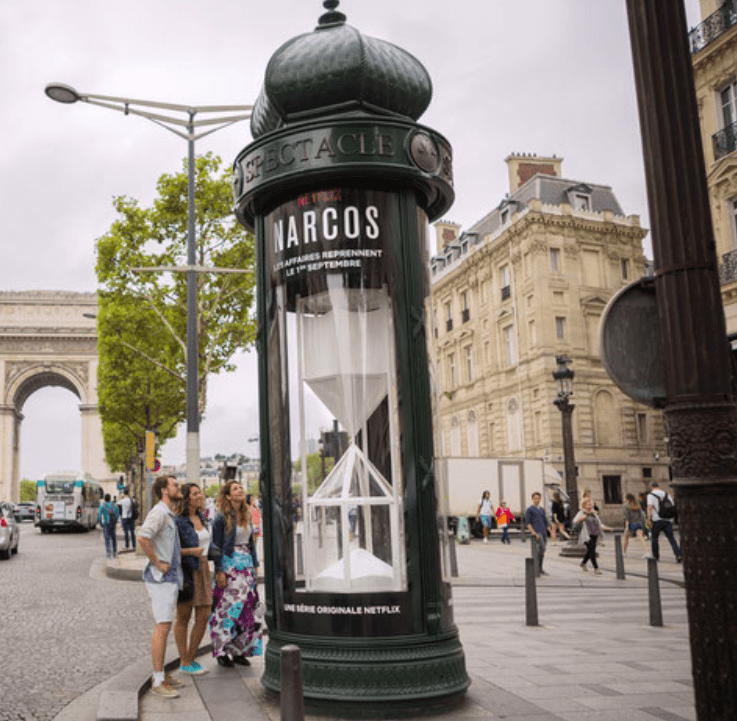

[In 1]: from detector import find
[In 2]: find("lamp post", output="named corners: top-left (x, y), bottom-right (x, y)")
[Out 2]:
top-left (553, 355), bottom-right (580, 539)
top-left (45, 83), bottom-right (251, 486)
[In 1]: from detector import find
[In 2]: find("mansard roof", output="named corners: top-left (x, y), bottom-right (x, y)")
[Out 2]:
top-left (469, 173), bottom-right (626, 239)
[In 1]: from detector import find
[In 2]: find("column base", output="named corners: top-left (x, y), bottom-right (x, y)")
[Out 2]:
top-left (263, 631), bottom-right (469, 718)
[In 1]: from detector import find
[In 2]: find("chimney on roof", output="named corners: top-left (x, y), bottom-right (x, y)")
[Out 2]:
top-left (505, 153), bottom-right (563, 193)
top-left (433, 220), bottom-right (462, 255)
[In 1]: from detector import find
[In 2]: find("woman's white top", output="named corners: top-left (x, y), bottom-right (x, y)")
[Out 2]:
top-left (234, 523), bottom-right (252, 547)
top-left (479, 498), bottom-right (493, 516)
top-left (196, 525), bottom-right (211, 558)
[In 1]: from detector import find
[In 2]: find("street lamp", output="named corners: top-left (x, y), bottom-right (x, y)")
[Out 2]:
top-left (553, 355), bottom-right (579, 521)
top-left (45, 83), bottom-right (252, 485)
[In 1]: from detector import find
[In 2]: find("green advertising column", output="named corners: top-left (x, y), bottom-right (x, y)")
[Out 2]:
top-left (233, 2), bottom-right (469, 715)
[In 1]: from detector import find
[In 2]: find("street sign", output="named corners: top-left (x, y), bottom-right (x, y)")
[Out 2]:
top-left (599, 277), bottom-right (666, 408)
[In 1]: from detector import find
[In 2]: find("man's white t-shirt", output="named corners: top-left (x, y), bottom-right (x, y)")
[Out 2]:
top-left (647, 489), bottom-right (672, 523)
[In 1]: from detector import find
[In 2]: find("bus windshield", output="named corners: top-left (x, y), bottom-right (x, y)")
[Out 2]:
top-left (45, 480), bottom-right (76, 494)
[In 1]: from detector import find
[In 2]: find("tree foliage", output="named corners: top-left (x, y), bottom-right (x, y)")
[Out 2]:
top-left (95, 153), bottom-right (257, 471)
top-left (19, 480), bottom-right (36, 502)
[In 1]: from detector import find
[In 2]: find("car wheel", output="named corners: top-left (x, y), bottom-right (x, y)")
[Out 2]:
top-left (0, 547), bottom-right (9, 560)
top-left (11, 539), bottom-right (18, 555)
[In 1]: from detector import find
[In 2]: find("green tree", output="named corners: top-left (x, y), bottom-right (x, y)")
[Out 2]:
top-left (95, 153), bottom-right (257, 470)
top-left (19, 479), bottom-right (36, 502)
top-left (295, 452), bottom-right (334, 495)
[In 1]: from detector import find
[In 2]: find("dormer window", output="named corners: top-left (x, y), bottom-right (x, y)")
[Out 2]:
top-left (573, 193), bottom-right (590, 211)
top-left (566, 183), bottom-right (593, 211)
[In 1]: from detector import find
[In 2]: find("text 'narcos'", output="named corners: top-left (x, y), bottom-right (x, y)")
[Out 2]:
top-left (274, 205), bottom-right (380, 254)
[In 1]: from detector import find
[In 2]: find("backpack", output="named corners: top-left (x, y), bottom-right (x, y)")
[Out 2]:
top-left (102, 502), bottom-right (118, 527)
top-left (130, 499), bottom-right (139, 521)
top-left (658, 491), bottom-right (677, 519)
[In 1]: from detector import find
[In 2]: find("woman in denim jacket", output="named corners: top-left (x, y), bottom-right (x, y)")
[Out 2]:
top-left (208, 481), bottom-right (262, 667)
top-left (174, 483), bottom-right (212, 675)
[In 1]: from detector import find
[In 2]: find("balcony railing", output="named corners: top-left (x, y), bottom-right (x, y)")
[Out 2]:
top-left (689, 0), bottom-right (737, 54)
top-left (720, 248), bottom-right (737, 284)
top-left (713, 121), bottom-right (737, 161)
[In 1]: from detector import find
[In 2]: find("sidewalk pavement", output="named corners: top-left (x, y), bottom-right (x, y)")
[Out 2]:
top-left (61, 532), bottom-right (695, 721)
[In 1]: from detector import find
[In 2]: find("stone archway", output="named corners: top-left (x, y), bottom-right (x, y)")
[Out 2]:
top-left (0, 291), bottom-right (111, 502)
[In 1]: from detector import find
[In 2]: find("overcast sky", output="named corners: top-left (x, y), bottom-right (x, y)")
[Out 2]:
top-left (1, 0), bottom-right (702, 480)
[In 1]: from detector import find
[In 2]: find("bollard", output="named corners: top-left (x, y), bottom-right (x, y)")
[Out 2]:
top-left (525, 557), bottom-right (539, 626)
top-left (449, 532), bottom-right (459, 578)
top-left (614, 534), bottom-right (626, 580)
top-left (280, 644), bottom-right (305, 721)
top-left (530, 536), bottom-right (539, 577)
top-left (647, 557), bottom-right (663, 627)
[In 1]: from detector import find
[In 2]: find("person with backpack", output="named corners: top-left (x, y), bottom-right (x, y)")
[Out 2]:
top-left (646, 481), bottom-right (682, 563)
top-left (118, 487), bottom-right (138, 551)
top-left (97, 493), bottom-right (120, 558)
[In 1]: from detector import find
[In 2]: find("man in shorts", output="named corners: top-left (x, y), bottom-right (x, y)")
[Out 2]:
top-left (137, 475), bottom-right (184, 698)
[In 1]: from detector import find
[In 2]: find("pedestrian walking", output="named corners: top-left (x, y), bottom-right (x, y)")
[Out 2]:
top-left (524, 492), bottom-right (552, 575)
top-left (646, 481), bottom-right (682, 563)
top-left (97, 493), bottom-right (119, 558)
top-left (137, 475), bottom-right (185, 699)
top-left (209, 481), bottom-right (263, 667)
top-left (549, 491), bottom-right (570, 542)
top-left (622, 493), bottom-right (649, 556)
top-left (174, 483), bottom-right (213, 676)
top-left (118, 487), bottom-right (137, 551)
top-left (246, 494), bottom-right (262, 538)
top-left (495, 501), bottom-right (514, 544)
top-left (476, 490), bottom-right (494, 543)
top-left (574, 497), bottom-right (613, 574)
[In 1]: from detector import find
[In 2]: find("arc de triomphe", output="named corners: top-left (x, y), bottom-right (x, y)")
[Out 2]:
top-left (0, 291), bottom-right (112, 502)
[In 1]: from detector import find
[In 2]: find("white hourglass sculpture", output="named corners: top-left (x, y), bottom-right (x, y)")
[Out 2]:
top-left (297, 284), bottom-right (405, 593)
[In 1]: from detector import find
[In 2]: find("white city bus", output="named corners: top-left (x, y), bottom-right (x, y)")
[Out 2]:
top-left (35, 471), bottom-right (103, 532)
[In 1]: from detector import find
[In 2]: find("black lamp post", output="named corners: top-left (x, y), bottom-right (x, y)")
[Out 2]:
top-left (553, 355), bottom-right (578, 517)
top-left (553, 356), bottom-right (582, 562)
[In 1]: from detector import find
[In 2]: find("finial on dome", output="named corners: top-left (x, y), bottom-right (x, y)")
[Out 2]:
top-left (318, 0), bottom-right (346, 27)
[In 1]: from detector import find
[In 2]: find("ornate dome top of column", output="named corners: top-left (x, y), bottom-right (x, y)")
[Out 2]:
top-left (250, 0), bottom-right (433, 138)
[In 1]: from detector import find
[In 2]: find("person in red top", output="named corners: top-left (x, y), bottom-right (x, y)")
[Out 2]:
top-left (495, 501), bottom-right (515, 544)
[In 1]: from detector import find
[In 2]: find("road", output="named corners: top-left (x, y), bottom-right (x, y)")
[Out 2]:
top-left (0, 523), bottom-right (151, 721)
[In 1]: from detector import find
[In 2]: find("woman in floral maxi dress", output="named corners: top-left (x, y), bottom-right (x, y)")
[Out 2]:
top-left (209, 481), bottom-right (263, 667)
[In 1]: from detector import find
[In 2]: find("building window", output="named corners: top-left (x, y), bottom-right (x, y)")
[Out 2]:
top-left (528, 319), bottom-right (537, 347)
top-left (504, 325), bottom-right (516, 366)
top-left (602, 475), bottom-right (623, 505)
top-left (445, 300), bottom-right (453, 332)
top-left (465, 345), bottom-right (473, 383)
top-left (555, 316), bottom-right (566, 340)
top-left (550, 247), bottom-right (561, 272)
top-left (448, 353), bottom-right (456, 389)
top-left (721, 80), bottom-right (737, 130)
top-left (621, 258), bottom-right (630, 281)
top-left (461, 290), bottom-right (470, 323)
top-left (500, 265), bottom-right (511, 300)
top-left (500, 208), bottom-right (509, 225)
top-left (572, 193), bottom-right (591, 211)
top-left (642, 467), bottom-right (653, 479)
top-left (484, 341), bottom-right (491, 364)
top-left (637, 412), bottom-right (648, 444)
top-left (534, 410), bottom-right (542, 445)
top-left (730, 197), bottom-right (737, 247)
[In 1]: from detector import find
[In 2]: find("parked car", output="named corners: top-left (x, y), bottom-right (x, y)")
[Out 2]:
top-left (15, 502), bottom-right (35, 523)
top-left (0, 503), bottom-right (20, 559)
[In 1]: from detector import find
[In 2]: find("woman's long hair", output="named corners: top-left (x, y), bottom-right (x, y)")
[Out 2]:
top-left (217, 481), bottom-right (250, 533)
top-left (626, 493), bottom-right (639, 511)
